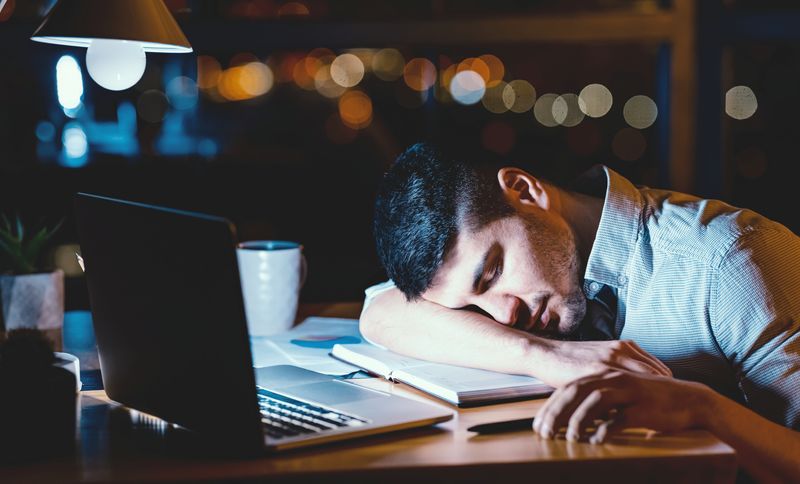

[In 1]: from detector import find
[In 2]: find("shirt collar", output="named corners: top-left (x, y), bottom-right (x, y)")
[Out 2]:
top-left (579, 165), bottom-right (645, 291)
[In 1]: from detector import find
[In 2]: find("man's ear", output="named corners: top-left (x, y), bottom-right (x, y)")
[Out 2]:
top-left (497, 167), bottom-right (550, 211)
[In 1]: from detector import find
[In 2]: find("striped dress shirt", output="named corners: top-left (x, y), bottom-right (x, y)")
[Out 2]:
top-left (364, 166), bottom-right (800, 429)
top-left (582, 166), bottom-right (800, 430)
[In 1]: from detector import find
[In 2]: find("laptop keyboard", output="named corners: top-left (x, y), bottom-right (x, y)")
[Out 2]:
top-left (257, 387), bottom-right (369, 439)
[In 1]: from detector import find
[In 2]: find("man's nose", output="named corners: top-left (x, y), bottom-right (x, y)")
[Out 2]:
top-left (485, 295), bottom-right (521, 326)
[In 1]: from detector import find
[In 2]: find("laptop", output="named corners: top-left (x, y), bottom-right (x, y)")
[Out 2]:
top-left (74, 193), bottom-right (452, 454)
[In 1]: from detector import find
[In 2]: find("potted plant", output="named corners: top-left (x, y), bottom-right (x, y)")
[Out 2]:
top-left (0, 214), bottom-right (64, 348)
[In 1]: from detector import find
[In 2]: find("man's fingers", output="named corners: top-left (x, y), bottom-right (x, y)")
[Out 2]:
top-left (620, 357), bottom-right (664, 377)
top-left (627, 341), bottom-right (672, 377)
top-left (589, 417), bottom-right (623, 444)
top-left (565, 388), bottom-right (631, 441)
top-left (535, 377), bottom-right (612, 439)
top-left (588, 406), bottom-right (647, 444)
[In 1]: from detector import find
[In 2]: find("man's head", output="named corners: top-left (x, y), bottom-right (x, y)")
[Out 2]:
top-left (374, 143), bottom-right (586, 336)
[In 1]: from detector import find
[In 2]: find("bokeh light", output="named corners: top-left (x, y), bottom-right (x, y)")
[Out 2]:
top-left (314, 65), bottom-right (347, 98)
top-left (137, 90), bottom-right (169, 123)
top-left (533, 93), bottom-right (559, 127)
top-left (457, 58), bottom-right (490, 84)
top-left (612, 127), bottom-right (647, 161)
top-left (725, 85), bottom-right (758, 120)
top-left (372, 48), bottom-right (405, 81)
top-left (338, 90), bottom-right (373, 129)
top-left (504, 80), bottom-right (536, 113)
top-left (623, 95), bottom-right (658, 129)
top-left (62, 123), bottom-right (88, 160)
top-left (196, 56), bottom-right (221, 91)
top-left (35, 121), bottom-right (56, 143)
top-left (56, 55), bottom-right (83, 112)
top-left (403, 58), bottom-right (437, 92)
top-left (440, 64), bottom-right (457, 90)
top-left (230, 52), bottom-right (259, 67)
top-left (435, 64), bottom-right (456, 103)
top-left (166, 76), bottom-right (198, 110)
top-left (482, 81), bottom-right (510, 114)
top-left (304, 48), bottom-right (335, 78)
top-left (197, 139), bottom-right (218, 158)
top-left (578, 83), bottom-right (613, 118)
top-left (347, 49), bottom-right (376, 72)
top-left (331, 53), bottom-right (365, 88)
top-left (240, 62), bottom-right (274, 96)
top-left (479, 54), bottom-right (505, 88)
top-left (54, 244), bottom-right (84, 277)
top-left (220, 62), bottom-right (274, 100)
top-left (450, 70), bottom-right (486, 105)
top-left (292, 56), bottom-right (316, 90)
top-left (552, 93), bottom-right (584, 127)
top-left (278, 1), bottom-right (310, 17)
top-left (481, 120), bottom-right (516, 155)
top-left (276, 53), bottom-right (303, 83)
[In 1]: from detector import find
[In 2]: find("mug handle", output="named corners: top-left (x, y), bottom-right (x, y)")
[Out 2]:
top-left (299, 254), bottom-right (308, 288)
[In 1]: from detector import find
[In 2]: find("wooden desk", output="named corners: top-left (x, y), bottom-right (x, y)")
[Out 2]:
top-left (1, 305), bottom-right (738, 483)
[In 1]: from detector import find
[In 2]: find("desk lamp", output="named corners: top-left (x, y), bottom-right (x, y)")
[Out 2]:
top-left (31, 0), bottom-right (192, 91)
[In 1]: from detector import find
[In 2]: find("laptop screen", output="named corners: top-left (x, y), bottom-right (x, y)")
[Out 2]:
top-left (75, 193), bottom-right (264, 453)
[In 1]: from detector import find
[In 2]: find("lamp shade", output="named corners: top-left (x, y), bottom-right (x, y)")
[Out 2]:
top-left (31, 0), bottom-right (192, 53)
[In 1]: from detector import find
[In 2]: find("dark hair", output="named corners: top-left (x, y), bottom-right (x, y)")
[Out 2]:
top-left (374, 143), bottom-right (515, 301)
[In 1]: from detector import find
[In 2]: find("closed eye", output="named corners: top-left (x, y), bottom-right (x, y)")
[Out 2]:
top-left (481, 253), bottom-right (503, 293)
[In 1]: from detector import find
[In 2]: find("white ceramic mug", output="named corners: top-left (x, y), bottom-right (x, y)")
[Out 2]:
top-left (236, 240), bottom-right (306, 337)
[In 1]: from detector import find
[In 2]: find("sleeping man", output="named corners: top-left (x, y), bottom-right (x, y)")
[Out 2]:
top-left (360, 143), bottom-right (800, 482)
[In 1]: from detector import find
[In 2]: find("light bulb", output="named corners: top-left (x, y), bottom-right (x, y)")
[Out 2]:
top-left (86, 39), bottom-right (146, 91)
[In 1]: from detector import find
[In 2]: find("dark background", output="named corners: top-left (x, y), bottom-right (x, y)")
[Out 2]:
top-left (1, 0), bottom-right (799, 309)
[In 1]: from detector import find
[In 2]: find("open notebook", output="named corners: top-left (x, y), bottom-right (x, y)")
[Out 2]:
top-left (331, 343), bottom-right (552, 407)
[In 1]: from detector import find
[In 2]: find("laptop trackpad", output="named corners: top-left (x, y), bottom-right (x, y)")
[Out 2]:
top-left (281, 381), bottom-right (386, 405)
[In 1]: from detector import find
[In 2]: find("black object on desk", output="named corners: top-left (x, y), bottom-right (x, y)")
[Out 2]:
top-left (0, 330), bottom-right (77, 463)
top-left (467, 417), bottom-right (535, 434)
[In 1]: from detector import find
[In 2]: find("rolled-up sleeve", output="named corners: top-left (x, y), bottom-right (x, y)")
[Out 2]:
top-left (359, 280), bottom-right (396, 348)
top-left (713, 227), bottom-right (800, 430)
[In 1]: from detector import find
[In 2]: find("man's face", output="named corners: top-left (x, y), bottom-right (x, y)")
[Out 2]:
top-left (422, 211), bottom-right (586, 336)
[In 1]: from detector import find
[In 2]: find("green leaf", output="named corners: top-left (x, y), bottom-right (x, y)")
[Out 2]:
top-left (0, 213), bottom-right (9, 232)
top-left (0, 237), bottom-right (28, 274)
top-left (22, 227), bottom-right (49, 268)
top-left (48, 218), bottom-right (64, 238)
top-left (0, 229), bottom-right (22, 252)
top-left (0, 237), bottom-right (11, 256)
top-left (15, 215), bottom-right (23, 241)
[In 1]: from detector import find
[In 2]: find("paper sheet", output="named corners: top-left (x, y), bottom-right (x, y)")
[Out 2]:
top-left (250, 317), bottom-right (362, 376)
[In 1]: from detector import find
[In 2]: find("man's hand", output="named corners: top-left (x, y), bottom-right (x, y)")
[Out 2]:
top-left (532, 370), bottom-right (707, 443)
top-left (532, 339), bottom-right (672, 387)
top-left (532, 370), bottom-right (800, 483)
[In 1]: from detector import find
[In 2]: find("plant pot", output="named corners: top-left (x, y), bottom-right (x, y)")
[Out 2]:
top-left (0, 269), bottom-right (64, 350)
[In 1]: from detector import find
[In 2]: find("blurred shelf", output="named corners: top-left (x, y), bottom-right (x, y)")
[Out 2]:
top-left (181, 11), bottom-right (678, 51)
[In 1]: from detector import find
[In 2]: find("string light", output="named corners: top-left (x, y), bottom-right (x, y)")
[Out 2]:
top-left (403, 58), bottom-right (437, 92)
top-left (504, 80), bottom-right (536, 113)
top-left (578, 83), bottom-right (613, 118)
top-left (623, 95), bottom-right (658, 129)
top-left (725, 86), bottom-right (758, 120)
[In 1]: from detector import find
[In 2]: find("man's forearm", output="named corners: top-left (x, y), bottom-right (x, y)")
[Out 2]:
top-left (699, 388), bottom-right (800, 483)
top-left (360, 288), bottom-right (672, 386)
top-left (360, 288), bottom-right (548, 378)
